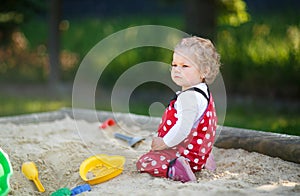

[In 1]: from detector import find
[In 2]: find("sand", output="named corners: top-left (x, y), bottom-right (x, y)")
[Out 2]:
top-left (0, 116), bottom-right (299, 195)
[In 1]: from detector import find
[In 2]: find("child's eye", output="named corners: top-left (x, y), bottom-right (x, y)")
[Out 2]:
top-left (171, 64), bottom-right (177, 67)
top-left (182, 65), bottom-right (189, 68)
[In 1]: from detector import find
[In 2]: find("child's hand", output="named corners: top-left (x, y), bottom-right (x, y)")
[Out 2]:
top-left (151, 137), bottom-right (168, 151)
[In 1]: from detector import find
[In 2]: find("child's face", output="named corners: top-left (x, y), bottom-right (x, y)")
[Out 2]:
top-left (171, 52), bottom-right (203, 90)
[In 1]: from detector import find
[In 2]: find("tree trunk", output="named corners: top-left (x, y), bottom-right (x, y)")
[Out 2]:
top-left (48, 0), bottom-right (61, 86)
top-left (184, 0), bottom-right (216, 41)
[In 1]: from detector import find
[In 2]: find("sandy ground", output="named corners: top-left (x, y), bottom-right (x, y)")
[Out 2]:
top-left (0, 116), bottom-right (299, 195)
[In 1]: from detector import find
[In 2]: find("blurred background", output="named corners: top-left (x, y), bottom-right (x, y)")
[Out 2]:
top-left (0, 0), bottom-right (299, 136)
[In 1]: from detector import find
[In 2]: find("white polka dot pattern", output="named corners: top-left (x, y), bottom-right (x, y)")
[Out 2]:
top-left (151, 160), bottom-right (157, 166)
top-left (197, 139), bottom-right (203, 144)
top-left (166, 120), bottom-right (172, 125)
top-left (174, 113), bottom-right (178, 118)
top-left (184, 149), bottom-right (189, 155)
top-left (205, 133), bottom-right (210, 139)
top-left (146, 92), bottom-right (218, 176)
top-left (208, 142), bottom-right (212, 147)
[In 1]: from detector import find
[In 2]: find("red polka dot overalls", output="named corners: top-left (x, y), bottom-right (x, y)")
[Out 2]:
top-left (136, 87), bottom-right (217, 178)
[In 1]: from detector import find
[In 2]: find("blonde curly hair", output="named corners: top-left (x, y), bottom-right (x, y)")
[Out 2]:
top-left (174, 36), bottom-right (221, 84)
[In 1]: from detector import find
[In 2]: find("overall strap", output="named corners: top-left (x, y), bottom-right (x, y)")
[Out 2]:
top-left (170, 93), bottom-right (178, 101)
top-left (169, 84), bottom-right (210, 106)
top-left (185, 85), bottom-right (210, 102)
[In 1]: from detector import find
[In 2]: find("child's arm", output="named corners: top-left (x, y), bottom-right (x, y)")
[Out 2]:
top-left (163, 90), bottom-right (208, 147)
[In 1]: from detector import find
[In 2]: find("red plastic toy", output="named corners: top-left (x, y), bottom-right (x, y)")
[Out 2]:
top-left (100, 118), bottom-right (116, 129)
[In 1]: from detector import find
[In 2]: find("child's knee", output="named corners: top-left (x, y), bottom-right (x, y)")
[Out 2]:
top-left (136, 156), bottom-right (145, 171)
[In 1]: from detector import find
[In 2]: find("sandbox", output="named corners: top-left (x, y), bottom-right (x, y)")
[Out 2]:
top-left (0, 108), bottom-right (299, 195)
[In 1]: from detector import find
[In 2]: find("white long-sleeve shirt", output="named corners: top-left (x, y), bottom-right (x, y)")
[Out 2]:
top-left (163, 83), bottom-right (209, 147)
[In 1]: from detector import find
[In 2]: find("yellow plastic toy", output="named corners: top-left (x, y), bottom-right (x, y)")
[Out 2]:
top-left (21, 162), bottom-right (45, 192)
top-left (79, 154), bottom-right (125, 185)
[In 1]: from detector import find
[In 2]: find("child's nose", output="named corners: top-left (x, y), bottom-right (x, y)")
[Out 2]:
top-left (173, 66), bottom-right (182, 72)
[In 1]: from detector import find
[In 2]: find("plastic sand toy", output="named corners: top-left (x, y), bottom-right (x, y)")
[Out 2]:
top-left (51, 184), bottom-right (91, 196)
top-left (71, 184), bottom-right (91, 195)
top-left (100, 118), bottom-right (116, 129)
top-left (0, 148), bottom-right (13, 196)
top-left (79, 154), bottom-right (125, 185)
top-left (50, 188), bottom-right (71, 196)
top-left (21, 162), bottom-right (45, 192)
top-left (114, 133), bottom-right (145, 147)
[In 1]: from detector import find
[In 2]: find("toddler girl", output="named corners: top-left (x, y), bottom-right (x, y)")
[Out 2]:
top-left (136, 36), bottom-right (221, 182)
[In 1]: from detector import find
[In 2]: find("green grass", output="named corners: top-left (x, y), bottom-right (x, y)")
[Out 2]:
top-left (0, 93), bottom-right (299, 136)
top-left (225, 102), bottom-right (300, 136)
top-left (0, 95), bottom-right (70, 117)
